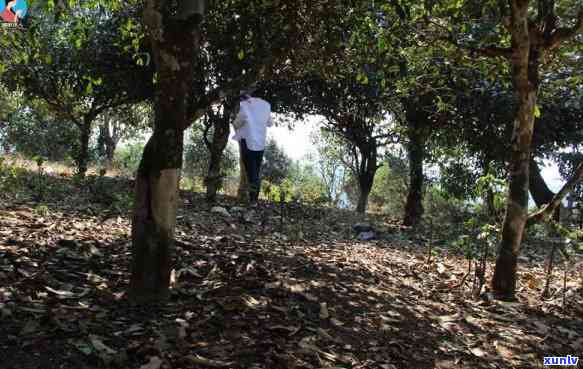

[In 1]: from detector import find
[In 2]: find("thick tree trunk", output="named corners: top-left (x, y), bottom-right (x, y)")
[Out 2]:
top-left (130, 130), bottom-right (183, 302)
top-left (490, 0), bottom-right (583, 299)
top-left (76, 120), bottom-right (92, 177)
top-left (99, 118), bottom-right (118, 171)
top-left (403, 128), bottom-right (426, 226)
top-left (492, 90), bottom-right (537, 299)
top-left (491, 0), bottom-right (539, 300)
top-left (355, 147), bottom-right (377, 214)
top-left (356, 180), bottom-right (372, 213)
top-left (129, 4), bottom-right (201, 303)
top-left (205, 112), bottom-right (230, 203)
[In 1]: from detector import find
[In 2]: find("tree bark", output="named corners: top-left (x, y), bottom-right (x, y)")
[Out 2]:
top-left (98, 115), bottom-right (118, 171)
top-left (205, 110), bottom-right (230, 203)
top-left (355, 145), bottom-right (377, 214)
top-left (356, 180), bottom-right (372, 213)
top-left (491, 0), bottom-right (542, 300)
top-left (75, 118), bottom-right (92, 177)
top-left (403, 123), bottom-right (427, 226)
top-left (490, 0), bottom-right (583, 300)
top-left (129, 3), bottom-right (201, 303)
top-left (491, 91), bottom-right (536, 300)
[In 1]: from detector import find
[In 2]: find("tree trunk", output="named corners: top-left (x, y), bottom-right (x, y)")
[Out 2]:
top-left (491, 0), bottom-right (539, 300)
top-left (129, 4), bottom-right (201, 303)
top-left (403, 127), bottom-right (426, 226)
top-left (205, 111), bottom-right (230, 203)
top-left (492, 91), bottom-right (537, 299)
top-left (99, 117), bottom-right (118, 171)
top-left (130, 132), bottom-right (182, 302)
top-left (355, 145), bottom-right (377, 214)
top-left (76, 120), bottom-right (92, 177)
top-left (491, 91), bottom-right (536, 299)
top-left (490, 0), bottom-right (583, 299)
top-left (356, 180), bottom-right (372, 213)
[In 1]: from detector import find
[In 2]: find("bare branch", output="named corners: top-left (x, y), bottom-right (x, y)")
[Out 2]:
top-left (527, 162), bottom-right (583, 226)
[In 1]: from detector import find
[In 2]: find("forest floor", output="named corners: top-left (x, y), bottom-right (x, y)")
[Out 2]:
top-left (1, 165), bottom-right (582, 369)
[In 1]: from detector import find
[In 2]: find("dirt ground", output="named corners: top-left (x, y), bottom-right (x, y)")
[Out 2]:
top-left (1, 178), bottom-right (582, 369)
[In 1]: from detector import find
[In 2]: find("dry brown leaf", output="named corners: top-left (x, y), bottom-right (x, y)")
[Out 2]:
top-left (319, 302), bottom-right (329, 319)
top-left (186, 354), bottom-right (234, 367)
top-left (531, 320), bottom-right (550, 335)
top-left (89, 335), bottom-right (117, 355)
top-left (469, 346), bottom-right (487, 358)
top-left (139, 356), bottom-right (163, 369)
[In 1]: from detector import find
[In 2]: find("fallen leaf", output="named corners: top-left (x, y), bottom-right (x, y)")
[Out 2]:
top-left (20, 320), bottom-right (40, 335)
top-left (469, 346), bottom-right (487, 358)
top-left (319, 302), bottom-right (329, 319)
top-left (89, 334), bottom-right (117, 356)
top-left (186, 354), bottom-right (234, 367)
top-left (139, 356), bottom-right (163, 369)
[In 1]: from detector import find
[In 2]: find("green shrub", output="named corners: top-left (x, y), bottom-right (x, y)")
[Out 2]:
top-left (114, 142), bottom-right (144, 177)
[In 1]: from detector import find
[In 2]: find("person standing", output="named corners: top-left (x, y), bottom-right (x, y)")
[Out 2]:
top-left (232, 90), bottom-right (273, 206)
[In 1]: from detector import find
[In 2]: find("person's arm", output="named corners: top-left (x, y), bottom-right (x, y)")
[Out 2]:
top-left (232, 109), bottom-right (247, 130)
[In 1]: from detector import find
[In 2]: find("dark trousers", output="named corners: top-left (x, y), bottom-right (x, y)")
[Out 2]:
top-left (241, 139), bottom-right (264, 202)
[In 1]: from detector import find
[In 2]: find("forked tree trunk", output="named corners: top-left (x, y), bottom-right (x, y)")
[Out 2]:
top-left (205, 111), bottom-right (230, 202)
top-left (355, 146), bottom-right (377, 214)
top-left (403, 126), bottom-right (426, 226)
top-left (129, 3), bottom-right (201, 303)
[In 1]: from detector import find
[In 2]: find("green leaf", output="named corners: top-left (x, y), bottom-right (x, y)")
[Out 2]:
top-left (237, 50), bottom-right (245, 60)
top-left (534, 105), bottom-right (542, 118)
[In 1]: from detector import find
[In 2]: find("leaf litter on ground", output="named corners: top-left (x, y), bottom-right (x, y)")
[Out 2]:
top-left (0, 171), bottom-right (582, 369)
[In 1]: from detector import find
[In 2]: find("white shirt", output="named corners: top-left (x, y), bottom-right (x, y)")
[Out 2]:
top-left (232, 97), bottom-right (273, 151)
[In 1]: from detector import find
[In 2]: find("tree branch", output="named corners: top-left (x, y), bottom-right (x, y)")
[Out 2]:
top-left (545, 10), bottom-right (583, 50)
top-left (440, 36), bottom-right (513, 58)
top-left (527, 162), bottom-right (583, 226)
